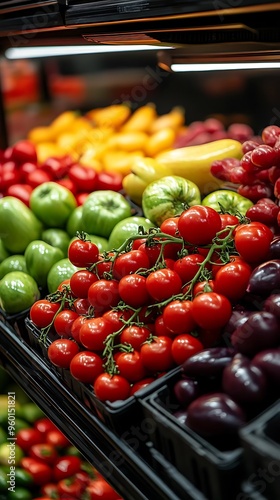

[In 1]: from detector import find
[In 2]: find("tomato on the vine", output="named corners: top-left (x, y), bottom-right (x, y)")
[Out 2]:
top-left (118, 274), bottom-right (150, 308)
top-left (84, 478), bottom-right (122, 500)
top-left (162, 300), bottom-right (196, 335)
top-left (68, 237), bottom-right (99, 268)
top-left (146, 268), bottom-right (182, 302)
top-left (115, 351), bottom-right (147, 382)
top-left (87, 279), bottom-right (120, 313)
top-left (30, 300), bottom-right (60, 329)
top-left (29, 443), bottom-right (58, 465)
top-left (21, 457), bottom-right (52, 486)
top-left (69, 351), bottom-right (103, 383)
top-left (46, 429), bottom-right (71, 449)
top-left (191, 292), bottom-right (232, 330)
top-left (53, 455), bottom-right (82, 482)
top-left (47, 339), bottom-right (80, 368)
top-left (173, 254), bottom-right (210, 285)
top-left (57, 476), bottom-right (87, 497)
top-left (234, 221), bottom-right (273, 263)
top-left (140, 336), bottom-right (174, 372)
top-left (171, 334), bottom-right (203, 365)
top-left (53, 309), bottom-right (79, 337)
top-left (214, 259), bottom-right (252, 301)
top-left (178, 205), bottom-right (222, 246)
top-left (79, 317), bottom-right (114, 352)
top-left (119, 325), bottom-right (151, 351)
top-left (112, 250), bottom-right (150, 279)
top-left (70, 270), bottom-right (98, 298)
top-left (93, 373), bottom-right (131, 402)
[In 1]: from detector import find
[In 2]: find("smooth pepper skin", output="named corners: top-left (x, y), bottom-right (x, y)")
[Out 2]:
top-left (25, 240), bottom-right (64, 288)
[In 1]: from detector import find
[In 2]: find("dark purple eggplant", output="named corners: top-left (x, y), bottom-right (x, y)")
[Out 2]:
top-left (173, 377), bottom-right (200, 407)
top-left (231, 311), bottom-right (280, 355)
top-left (246, 260), bottom-right (280, 296)
top-left (267, 237), bottom-right (280, 260)
top-left (252, 348), bottom-right (280, 384)
top-left (263, 294), bottom-right (280, 319)
top-left (182, 347), bottom-right (236, 378)
top-left (186, 392), bottom-right (246, 438)
top-left (222, 353), bottom-right (267, 404)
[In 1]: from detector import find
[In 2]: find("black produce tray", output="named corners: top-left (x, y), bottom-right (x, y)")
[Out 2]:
top-left (140, 370), bottom-right (246, 500)
top-left (239, 400), bottom-right (280, 500)
top-left (0, 307), bottom-right (30, 341)
top-left (25, 317), bottom-right (182, 434)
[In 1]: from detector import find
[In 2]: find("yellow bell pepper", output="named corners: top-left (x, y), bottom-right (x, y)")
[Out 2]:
top-left (156, 138), bottom-right (243, 195)
top-left (122, 173), bottom-right (147, 206)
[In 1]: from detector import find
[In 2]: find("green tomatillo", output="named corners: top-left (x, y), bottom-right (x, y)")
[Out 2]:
top-left (30, 182), bottom-right (77, 228)
top-left (202, 189), bottom-right (253, 215)
top-left (25, 240), bottom-right (64, 288)
top-left (82, 190), bottom-right (132, 239)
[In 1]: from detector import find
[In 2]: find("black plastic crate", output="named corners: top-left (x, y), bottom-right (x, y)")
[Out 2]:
top-left (140, 372), bottom-right (246, 500)
top-left (0, 307), bottom-right (31, 341)
top-left (239, 400), bottom-right (280, 500)
top-left (25, 317), bottom-right (183, 434)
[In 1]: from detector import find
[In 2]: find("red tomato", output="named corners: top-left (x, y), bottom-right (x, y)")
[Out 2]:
top-left (112, 250), bottom-right (150, 279)
top-left (130, 377), bottom-right (156, 395)
top-left (171, 334), bottom-right (203, 365)
top-left (193, 280), bottom-right (215, 296)
top-left (57, 177), bottom-right (77, 194)
top-left (160, 217), bottom-right (180, 237)
top-left (70, 270), bottom-right (98, 298)
top-left (118, 274), bottom-right (150, 308)
top-left (140, 336), bottom-right (174, 372)
top-left (68, 164), bottom-right (98, 192)
top-left (191, 292), bottom-right (232, 330)
top-left (219, 213), bottom-right (239, 236)
top-left (26, 168), bottom-right (53, 187)
top-left (154, 315), bottom-right (174, 337)
top-left (34, 418), bottom-right (57, 437)
top-left (40, 483), bottom-right (59, 498)
top-left (178, 205), bottom-right (222, 245)
top-left (234, 221), bottom-right (273, 263)
top-left (53, 456), bottom-right (82, 481)
top-left (162, 300), bottom-right (196, 334)
top-left (138, 241), bottom-right (161, 267)
top-left (6, 183), bottom-right (33, 206)
top-left (214, 260), bottom-right (252, 301)
top-left (70, 351), bottom-right (103, 383)
top-left (54, 310), bottom-right (79, 337)
top-left (93, 373), bottom-right (131, 402)
top-left (146, 268), bottom-right (182, 302)
top-left (21, 457), bottom-right (52, 486)
top-left (85, 478), bottom-right (121, 500)
top-left (10, 139), bottom-right (37, 164)
top-left (19, 161), bottom-right (37, 181)
top-left (95, 254), bottom-right (114, 279)
top-left (87, 279), bottom-right (120, 313)
top-left (73, 297), bottom-right (91, 315)
top-left (76, 192), bottom-right (89, 205)
top-left (102, 309), bottom-right (133, 330)
top-left (46, 429), bottom-right (71, 449)
top-left (71, 315), bottom-right (88, 343)
top-left (96, 171), bottom-right (123, 192)
top-left (16, 428), bottom-right (44, 452)
top-left (58, 476), bottom-right (87, 497)
top-left (47, 339), bottom-right (80, 369)
top-left (0, 161), bottom-right (21, 190)
top-left (173, 254), bottom-right (210, 285)
top-left (79, 317), bottom-right (114, 351)
top-left (41, 156), bottom-right (70, 179)
top-left (29, 443), bottom-right (58, 465)
top-left (119, 325), bottom-right (151, 351)
top-left (68, 238), bottom-right (99, 268)
top-left (131, 238), bottom-right (147, 251)
top-left (114, 351), bottom-right (147, 382)
top-left (30, 300), bottom-right (60, 329)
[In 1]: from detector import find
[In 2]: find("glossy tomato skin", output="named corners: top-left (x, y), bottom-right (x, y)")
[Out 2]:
top-left (118, 274), bottom-right (150, 308)
top-left (84, 478), bottom-right (122, 500)
top-left (173, 254), bottom-right (211, 285)
top-left (119, 325), bottom-right (151, 351)
top-left (6, 183), bottom-right (33, 206)
top-left (96, 171), bottom-right (123, 192)
top-left (53, 310), bottom-right (79, 337)
top-left (68, 164), bottom-right (98, 192)
top-left (21, 457), bottom-right (52, 486)
top-left (214, 260), bottom-right (252, 302)
top-left (47, 339), bottom-right (80, 369)
top-left (46, 429), bottom-right (70, 449)
top-left (178, 205), bottom-right (222, 246)
top-left (79, 317), bottom-right (114, 351)
top-left (192, 292), bottom-right (232, 330)
top-left (93, 373), bottom-right (131, 402)
top-left (140, 336), bottom-right (174, 372)
top-left (162, 300), bottom-right (196, 335)
top-left (30, 300), bottom-right (60, 329)
top-left (112, 250), bottom-right (150, 280)
top-left (29, 443), bottom-right (58, 465)
top-left (87, 279), bottom-right (120, 313)
top-left (234, 222), bottom-right (273, 263)
top-left (70, 270), bottom-right (98, 298)
top-left (16, 428), bottom-right (44, 453)
top-left (171, 334), bottom-right (204, 365)
top-left (68, 238), bottom-right (99, 268)
top-left (57, 476), bottom-right (87, 497)
top-left (34, 418), bottom-right (57, 437)
top-left (160, 217), bottom-right (180, 237)
top-left (146, 268), bottom-right (182, 302)
top-left (53, 456), bottom-right (82, 482)
top-left (114, 351), bottom-right (148, 383)
top-left (70, 351), bottom-right (103, 383)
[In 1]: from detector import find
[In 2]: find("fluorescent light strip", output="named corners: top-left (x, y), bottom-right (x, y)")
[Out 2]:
top-left (171, 62), bottom-right (280, 72)
top-left (5, 45), bottom-right (172, 59)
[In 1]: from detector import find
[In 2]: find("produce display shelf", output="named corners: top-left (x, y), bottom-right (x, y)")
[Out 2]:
top-left (0, 318), bottom-right (200, 500)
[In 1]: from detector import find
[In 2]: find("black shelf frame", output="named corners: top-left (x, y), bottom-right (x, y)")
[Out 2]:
top-left (0, 319), bottom-right (184, 500)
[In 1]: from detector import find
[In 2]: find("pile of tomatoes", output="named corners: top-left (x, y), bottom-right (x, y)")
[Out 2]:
top-left (29, 204), bottom-right (274, 403)
top-left (13, 417), bottom-right (122, 500)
